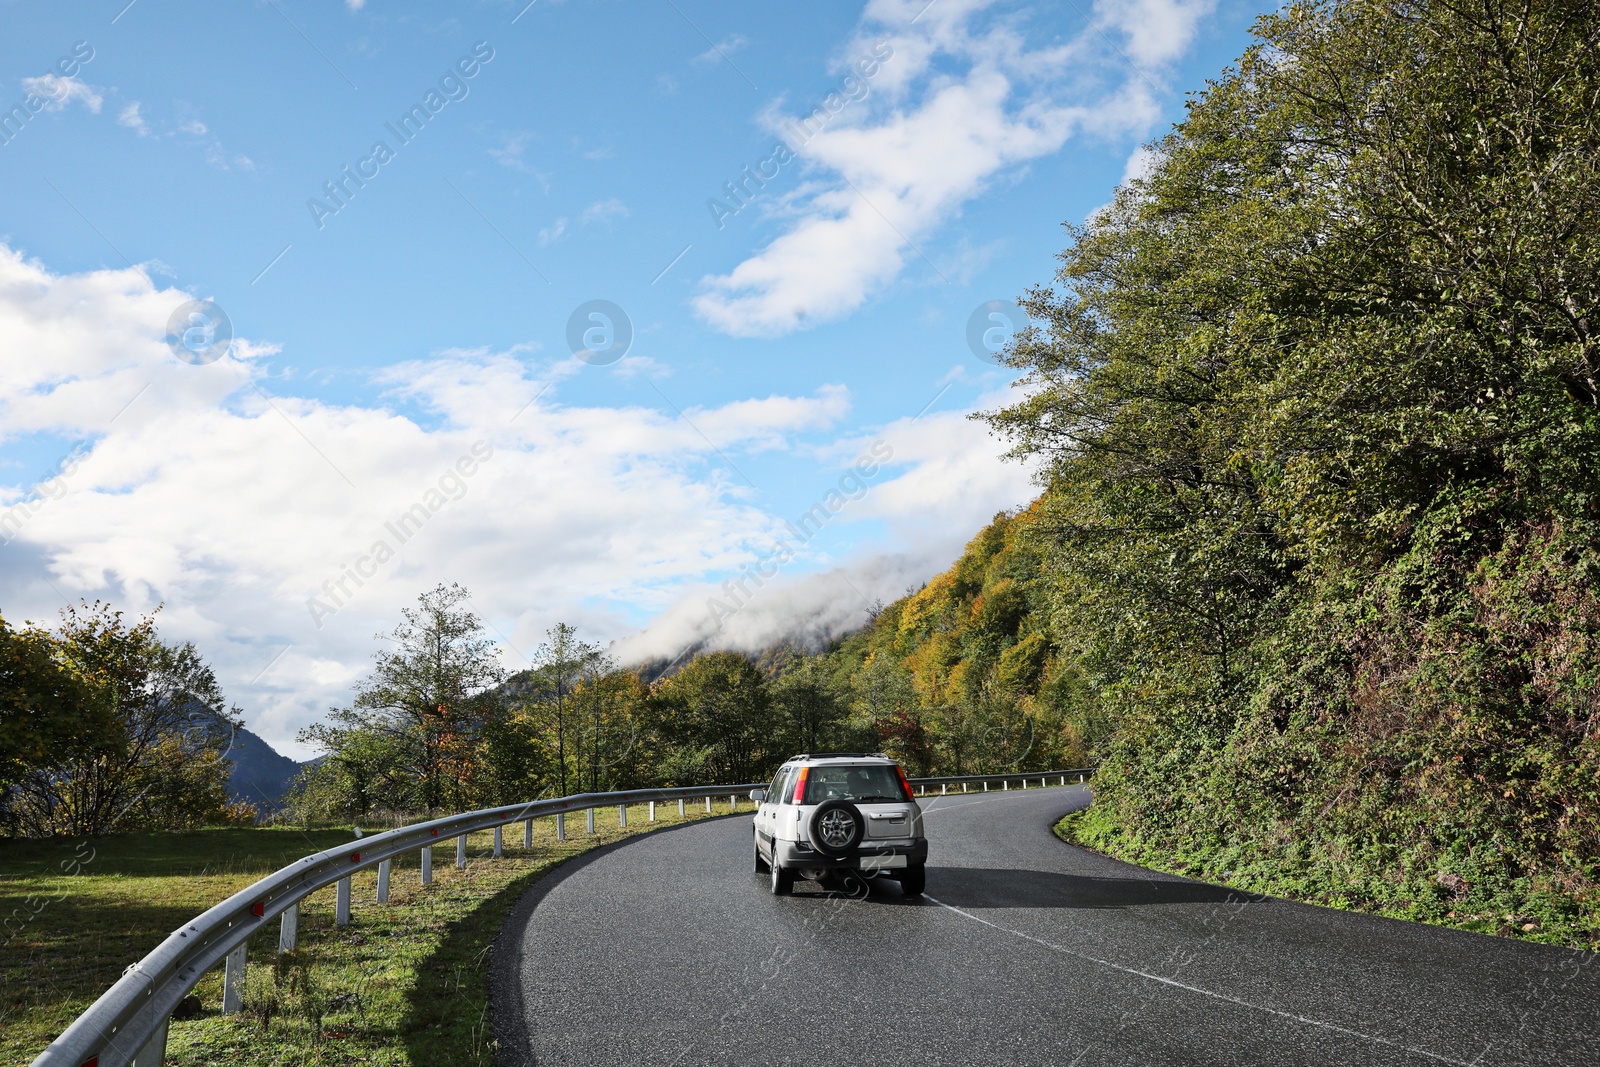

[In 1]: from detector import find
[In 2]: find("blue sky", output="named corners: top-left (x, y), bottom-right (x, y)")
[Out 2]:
top-left (0, 0), bottom-right (1263, 754)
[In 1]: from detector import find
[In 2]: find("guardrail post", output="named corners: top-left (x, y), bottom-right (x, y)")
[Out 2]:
top-left (132, 1015), bottom-right (169, 1067)
top-left (524, 818), bottom-right (533, 848)
top-left (1079, 772), bottom-right (1085, 783)
top-left (729, 794), bottom-right (736, 811)
top-left (619, 804), bottom-right (628, 828)
top-left (649, 801), bottom-right (656, 821)
top-left (941, 783), bottom-right (947, 795)
top-left (1022, 778), bottom-right (1028, 789)
top-left (222, 942), bottom-right (248, 1013)
top-left (1061, 775), bottom-right (1067, 786)
top-left (1003, 781), bottom-right (1008, 791)
top-left (679, 798), bottom-right (685, 817)
top-left (586, 808), bottom-right (595, 834)
top-left (336, 876), bottom-right (352, 925)
top-left (556, 812), bottom-right (566, 840)
top-left (377, 859), bottom-right (391, 902)
top-left (421, 844), bottom-right (433, 885)
top-left (983, 781), bottom-right (988, 792)
top-left (704, 796), bottom-right (711, 813)
top-left (279, 901), bottom-right (299, 952)
top-left (456, 834), bottom-right (467, 868)
top-left (494, 825), bottom-right (504, 857)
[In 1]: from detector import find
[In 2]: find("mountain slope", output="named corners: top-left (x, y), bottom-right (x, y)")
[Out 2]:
top-left (223, 723), bottom-right (306, 812)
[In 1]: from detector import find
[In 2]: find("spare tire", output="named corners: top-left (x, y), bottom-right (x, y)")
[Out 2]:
top-left (808, 799), bottom-right (864, 856)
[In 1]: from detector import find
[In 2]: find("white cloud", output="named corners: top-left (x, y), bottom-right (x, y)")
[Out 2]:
top-left (615, 394), bottom-right (1037, 662)
top-left (21, 74), bottom-right (102, 113)
top-left (117, 102), bottom-right (150, 136)
top-left (1084, 141), bottom-right (1165, 223)
top-left (537, 217), bottom-right (567, 245)
top-left (693, 34), bottom-right (749, 65)
top-left (0, 247), bottom-right (1031, 757)
top-left (1120, 142), bottom-right (1161, 185)
top-left (346, 0), bottom-right (367, 10)
top-left (581, 197), bottom-right (629, 226)
top-left (693, 0), bottom-right (1211, 337)
top-left (489, 132), bottom-right (550, 185)
top-left (1094, 0), bottom-right (1217, 67)
top-left (612, 553), bottom-right (939, 665)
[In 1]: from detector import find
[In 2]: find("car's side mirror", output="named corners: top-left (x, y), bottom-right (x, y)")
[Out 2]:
top-left (749, 788), bottom-right (767, 803)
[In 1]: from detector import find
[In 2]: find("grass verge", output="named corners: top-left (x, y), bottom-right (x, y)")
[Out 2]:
top-left (1053, 805), bottom-right (1598, 951)
top-left (1, 800), bottom-right (730, 1066)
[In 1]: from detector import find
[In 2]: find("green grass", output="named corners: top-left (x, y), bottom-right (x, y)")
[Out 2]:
top-left (1053, 806), bottom-right (1599, 950)
top-left (0, 801), bottom-right (729, 1066)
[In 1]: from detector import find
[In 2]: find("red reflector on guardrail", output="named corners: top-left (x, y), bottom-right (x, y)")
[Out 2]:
top-left (252, 901), bottom-right (265, 917)
top-left (80, 1058), bottom-right (97, 1067)
top-left (351, 853), bottom-right (361, 863)
top-left (430, 829), bottom-right (439, 836)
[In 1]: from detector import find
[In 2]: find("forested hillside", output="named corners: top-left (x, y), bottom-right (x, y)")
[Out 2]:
top-left (813, 507), bottom-right (1093, 774)
top-left (985, 0), bottom-right (1600, 946)
top-left (287, 567), bottom-right (1086, 826)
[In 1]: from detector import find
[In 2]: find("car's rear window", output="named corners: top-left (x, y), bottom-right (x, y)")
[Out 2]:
top-left (801, 764), bottom-right (909, 805)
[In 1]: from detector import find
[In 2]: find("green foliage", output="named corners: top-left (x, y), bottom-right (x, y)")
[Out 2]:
top-left (810, 510), bottom-right (1096, 774)
top-left (769, 656), bottom-right (858, 756)
top-left (299, 584), bottom-right (506, 815)
top-left (989, 0), bottom-right (1600, 946)
top-left (647, 650), bottom-right (771, 783)
top-left (3, 603), bottom-right (248, 837)
top-left (0, 613), bottom-right (99, 787)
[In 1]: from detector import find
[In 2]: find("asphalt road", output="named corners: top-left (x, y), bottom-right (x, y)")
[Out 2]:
top-left (491, 787), bottom-right (1598, 1066)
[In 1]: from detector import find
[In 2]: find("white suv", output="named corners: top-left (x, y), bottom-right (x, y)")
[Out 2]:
top-left (749, 753), bottom-right (928, 896)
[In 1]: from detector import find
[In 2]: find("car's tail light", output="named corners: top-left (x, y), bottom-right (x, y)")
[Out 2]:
top-left (790, 766), bottom-right (809, 804)
top-left (895, 765), bottom-right (914, 801)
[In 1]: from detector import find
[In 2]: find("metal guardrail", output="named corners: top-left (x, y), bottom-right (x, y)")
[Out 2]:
top-left (908, 769), bottom-right (1095, 796)
top-left (30, 768), bottom-right (1092, 1067)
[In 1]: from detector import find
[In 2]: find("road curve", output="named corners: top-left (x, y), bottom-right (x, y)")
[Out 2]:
top-left (490, 787), bottom-right (1597, 1066)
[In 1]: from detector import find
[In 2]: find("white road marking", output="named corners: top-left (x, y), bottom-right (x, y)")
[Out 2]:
top-left (924, 893), bottom-right (1475, 1066)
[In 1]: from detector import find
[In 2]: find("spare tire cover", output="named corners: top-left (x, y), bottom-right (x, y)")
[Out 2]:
top-left (809, 798), bottom-right (865, 856)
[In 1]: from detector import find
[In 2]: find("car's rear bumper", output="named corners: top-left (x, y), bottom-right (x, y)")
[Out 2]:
top-left (774, 838), bottom-right (927, 876)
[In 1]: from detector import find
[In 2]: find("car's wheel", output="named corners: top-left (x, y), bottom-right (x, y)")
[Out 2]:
top-left (754, 833), bottom-right (770, 873)
top-left (770, 852), bottom-right (794, 895)
top-left (898, 862), bottom-right (926, 897)
top-left (808, 799), bottom-right (864, 857)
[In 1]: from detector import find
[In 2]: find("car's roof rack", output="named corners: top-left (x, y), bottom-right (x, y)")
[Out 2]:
top-left (790, 752), bottom-right (889, 761)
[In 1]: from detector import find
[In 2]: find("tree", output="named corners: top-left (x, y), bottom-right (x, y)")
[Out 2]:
top-left (295, 707), bottom-right (419, 817)
top-left (981, 0), bottom-right (1600, 939)
top-left (770, 657), bottom-right (852, 756)
top-left (648, 651), bottom-right (771, 784)
top-left (0, 613), bottom-right (101, 791)
top-left (303, 584), bottom-right (505, 814)
top-left (477, 708), bottom-right (553, 807)
top-left (571, 654), bottom-right (647, 792)
top-left (6, 602), bottom-right (244, 837)
top-left (847, 655), bottom-right (930, 774)
top-left (523, 623), bottom-right (597, 795)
